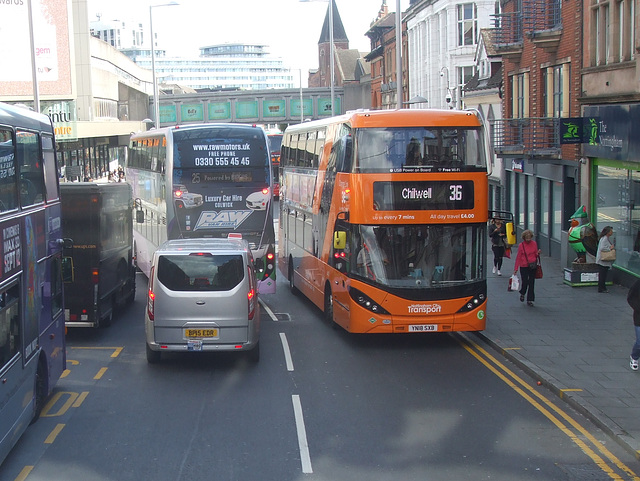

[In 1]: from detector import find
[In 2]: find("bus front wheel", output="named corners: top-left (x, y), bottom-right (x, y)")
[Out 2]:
top-left (324, 285), bottom-right (338, 329)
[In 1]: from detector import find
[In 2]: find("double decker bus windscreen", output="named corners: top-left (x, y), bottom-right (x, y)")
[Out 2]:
top-left (172, 128), bottom-right (271, 240)
top-left (355, 127), bottom-right (485, 173)
top-left (349, 224), bottom-right (484, 289)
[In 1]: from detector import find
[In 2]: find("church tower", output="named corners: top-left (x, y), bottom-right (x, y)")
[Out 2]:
top-left (309, 1), bottom-right (349, 88)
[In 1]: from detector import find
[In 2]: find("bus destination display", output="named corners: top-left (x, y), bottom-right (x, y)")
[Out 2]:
top-left (373, 180), bottom-right (474, 211)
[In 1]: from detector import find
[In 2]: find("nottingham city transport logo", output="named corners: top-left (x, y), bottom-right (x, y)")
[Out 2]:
top-left (194, 210), bottom-right (253, 230)
top-left (408, 304), bottom-right (442, 315)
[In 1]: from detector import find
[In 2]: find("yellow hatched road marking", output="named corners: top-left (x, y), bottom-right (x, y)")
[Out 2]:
top-left (71, 346), bottom-right (123, 358)
top-left (14, 466), bottom-right (33, 481)
top-left (41, 392), bottom-right (78, 417)
top-left (72, 391), bottom-right (90, 408)
top-left (458, 333), bottom-right (640, 481)
top-left (94, 367), bottom-right (108, 380)
top-left (44, 424), bottom-right (65, 444)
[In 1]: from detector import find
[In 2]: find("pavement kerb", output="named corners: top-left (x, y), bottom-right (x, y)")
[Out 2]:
top-left (473, 330), bottom-right (640, 460)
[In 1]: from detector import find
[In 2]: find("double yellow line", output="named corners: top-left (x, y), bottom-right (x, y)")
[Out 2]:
top-left (458, 333), bottom-right (640, 480)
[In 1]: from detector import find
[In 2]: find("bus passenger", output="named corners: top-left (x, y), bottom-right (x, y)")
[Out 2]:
top-left (406, 138), bottom-right (423, 166)
top-left (356, 242), bottom-right (375, 279)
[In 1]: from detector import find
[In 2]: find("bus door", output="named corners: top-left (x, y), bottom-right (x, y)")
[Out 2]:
top-left (331, 218), bottom-right (351, 328)
top-left (0, 281), bottom-right (28, 461)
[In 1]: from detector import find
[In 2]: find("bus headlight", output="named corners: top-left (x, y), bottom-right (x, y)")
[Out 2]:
top-left (457, 292), bottom-right (486, 313)
top-left (349, 287), bottom-right (390, 315)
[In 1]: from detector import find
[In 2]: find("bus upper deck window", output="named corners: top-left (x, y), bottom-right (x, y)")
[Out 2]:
top-left (17, 130), bottom-right (45, 206)
top-left (0, 128), bottom-right (17, 212)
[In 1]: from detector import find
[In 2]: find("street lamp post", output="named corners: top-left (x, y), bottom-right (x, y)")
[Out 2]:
top-left (27, 0), bottom-right (40, 112)
top-left (299, 69), bottom-right (304, 123)
top-left (150, 2), bottom-right (179, 129)
top-left (395, 0), bottom-right (402, 110)
top-left (440, 66), bottom-right (455, 109)
top-left (328, 0), bottom-right (335, 116)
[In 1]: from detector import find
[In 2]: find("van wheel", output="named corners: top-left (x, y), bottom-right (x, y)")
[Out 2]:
top-left (288, 259), bottom-right (298, 295)
top-left (248, 342), bottom-right (260, 363)
top-left (146, 344), bottom-right (161, 363)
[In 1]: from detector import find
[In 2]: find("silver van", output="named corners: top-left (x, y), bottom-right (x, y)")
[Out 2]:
top-left (145, 238), bottom-right (260, 363)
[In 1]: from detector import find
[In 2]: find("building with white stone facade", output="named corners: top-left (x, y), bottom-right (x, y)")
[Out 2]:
top-left (404, 0), bottom-right (499, 110)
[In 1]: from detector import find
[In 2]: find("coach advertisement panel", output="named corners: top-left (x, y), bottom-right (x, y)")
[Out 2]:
top-left (171, 129), bottom-right (272, 243)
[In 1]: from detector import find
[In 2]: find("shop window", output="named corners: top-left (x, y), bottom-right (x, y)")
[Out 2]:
top-left (541, 180), bottom-right (550, 236)
top-left (552, 181), bottom-right (562, 241)
top-left (595, 164), bottom-right (640, 272)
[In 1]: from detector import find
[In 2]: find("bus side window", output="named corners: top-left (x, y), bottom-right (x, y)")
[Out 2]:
top-left (17, 130), bottom-right (45, 206)
top-left (0, 284), bottom-right (20, 369)
top-left (0, 128), bottom-right (17, 212)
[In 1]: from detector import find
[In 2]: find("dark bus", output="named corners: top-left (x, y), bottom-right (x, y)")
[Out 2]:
top-left (61, 182), bottom-right (136, 328)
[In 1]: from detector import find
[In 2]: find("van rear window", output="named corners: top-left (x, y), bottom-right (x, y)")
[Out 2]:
top-left (157, 255), bottom-right (244, 291)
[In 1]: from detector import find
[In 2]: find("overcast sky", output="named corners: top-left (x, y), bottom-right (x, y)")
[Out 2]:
top-left (87, 0), bottom-right (410, 83)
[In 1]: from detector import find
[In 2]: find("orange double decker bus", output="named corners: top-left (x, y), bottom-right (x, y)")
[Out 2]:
top-left (278, 109), bottom-right (490, 333)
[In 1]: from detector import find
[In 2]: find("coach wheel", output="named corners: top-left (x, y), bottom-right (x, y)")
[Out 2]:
top-left (133, 243), bottom-right (140, 272)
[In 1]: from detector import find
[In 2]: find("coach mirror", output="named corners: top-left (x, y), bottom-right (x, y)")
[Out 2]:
top-left (134, 198), bottom-right (144, 223)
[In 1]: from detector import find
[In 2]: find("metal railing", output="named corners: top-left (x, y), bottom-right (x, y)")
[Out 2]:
top-left (525, 0), bottom-right (561, 32)
top-left (492, 0), bottom-right (562, 45)
top-left (490, 118), bottom-right (561, 157)
top-left (492, 12), bottom-right (523, 46)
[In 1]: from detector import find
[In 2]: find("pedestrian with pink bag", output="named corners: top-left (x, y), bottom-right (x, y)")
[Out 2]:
top-left (595, 226), bottom-right (615, 293)
top-left (513, 230), bottom-right (541, 307)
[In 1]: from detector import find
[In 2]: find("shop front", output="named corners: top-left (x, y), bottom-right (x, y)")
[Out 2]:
top-left (584, 104), bottom-right (640, 283)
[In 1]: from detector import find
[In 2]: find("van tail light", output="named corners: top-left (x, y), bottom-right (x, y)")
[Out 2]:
top-left (147, 266), bottom-right (155, 321)
top-left (91, 268), bottom-right (99, 284)
top-left (247, 288), bottom-right (256, 320)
